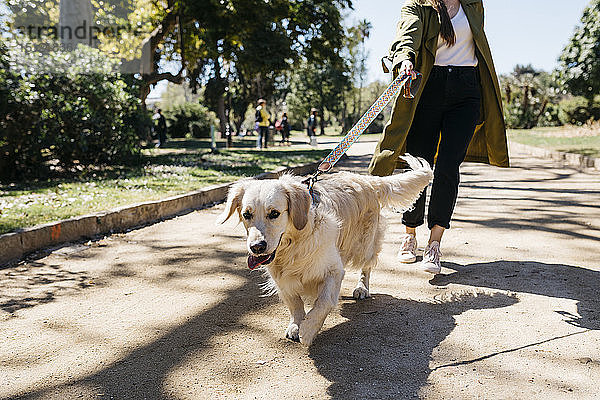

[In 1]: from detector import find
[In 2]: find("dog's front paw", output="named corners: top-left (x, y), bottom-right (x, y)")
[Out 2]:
top-left (299, 319), bottom-right (319, 346)
top-left (285, 323), bottom-right (300, 342)
top-left (352, 283), bottom-right (370, 300)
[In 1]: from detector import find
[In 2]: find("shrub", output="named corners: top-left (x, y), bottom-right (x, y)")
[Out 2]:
top-left (500, 66), bottom-right (561, 129)
top-left (163, 103), bottom-right (216, 138)
top-left (536, 103), bottom-right (562, 127)
top-left (0, 43), bottom-right (143, 181)
top-left (558, 96), bottom-right (600, 126)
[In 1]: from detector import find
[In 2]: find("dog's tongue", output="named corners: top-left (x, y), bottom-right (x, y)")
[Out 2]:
top-left (247, 254), bottom-right (272, 270)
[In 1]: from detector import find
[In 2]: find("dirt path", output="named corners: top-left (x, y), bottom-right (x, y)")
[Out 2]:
top-left (1, 139), bottom-right (599, 399)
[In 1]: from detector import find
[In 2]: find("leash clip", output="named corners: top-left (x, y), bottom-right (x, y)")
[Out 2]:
top-left (303, 170), bottom-right (322, 204)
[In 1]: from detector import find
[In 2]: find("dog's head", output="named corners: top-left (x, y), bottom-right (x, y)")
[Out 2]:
top-left (217, 175), bottom-right (311, 269)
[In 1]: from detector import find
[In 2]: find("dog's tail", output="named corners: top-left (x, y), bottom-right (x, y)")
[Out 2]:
top-left (370, 154), bottom-right (433, 212)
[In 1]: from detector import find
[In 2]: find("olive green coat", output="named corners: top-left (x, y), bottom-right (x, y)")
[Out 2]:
top-left (369, 0), bottom-right (509, 176)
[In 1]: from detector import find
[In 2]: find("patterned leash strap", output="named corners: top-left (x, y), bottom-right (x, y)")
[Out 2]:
top-left (305, 72), bottom-right (422, 196)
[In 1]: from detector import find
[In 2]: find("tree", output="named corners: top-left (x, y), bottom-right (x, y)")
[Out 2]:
top-left (5, 0), bottom-right (59, 32)
top-left (285, 59), bottom-right (350, 134)
top-left (4, 0), bottom-right (172, 104)
top-left (347, 20), bottom-right (372, 120)
top-left (4, 0), bottom-right (353, 131)
top-left (556, 0), bottom-right (600, 102)
top-left (183, 0), bottom-right (352, 137)
top-left (500, 65), bottom-right (560, 129)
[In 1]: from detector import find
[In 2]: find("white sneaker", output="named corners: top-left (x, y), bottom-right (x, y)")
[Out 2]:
top-left (421, 241), bottom-right (442, 274)
top-left (397, 233), bottom-right (417, 263)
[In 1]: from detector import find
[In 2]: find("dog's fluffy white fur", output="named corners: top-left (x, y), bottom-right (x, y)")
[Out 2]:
top-left (217, 155), bottom-right (433, 345)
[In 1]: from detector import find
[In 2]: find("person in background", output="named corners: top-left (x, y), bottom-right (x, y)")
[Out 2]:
top-left (255, 99), bottom-right (271, 149)
top-left (369, 0), bottom-right (508, 274)
top-left (307, 108), bottom-right (318, 146)
top-left (280, 112), bottom-right (291, 146)
top-left (153, 108), bottom-right (168, 148)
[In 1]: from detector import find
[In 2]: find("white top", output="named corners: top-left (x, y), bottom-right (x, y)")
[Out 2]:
top-left (434, 5), bottom-right (478, 67)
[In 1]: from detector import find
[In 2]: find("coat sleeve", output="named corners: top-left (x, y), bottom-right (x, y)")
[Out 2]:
top-left (387, 4), bottom-right (424, 72)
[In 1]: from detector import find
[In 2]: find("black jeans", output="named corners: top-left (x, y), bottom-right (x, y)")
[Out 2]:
top-left (402, 65), bottom-right (481, 230)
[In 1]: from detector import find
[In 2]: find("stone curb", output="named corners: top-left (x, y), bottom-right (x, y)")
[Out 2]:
top-left (0, 161), bottom-right (321, 267)
top-left (509, 141), bottom-right (600, 171)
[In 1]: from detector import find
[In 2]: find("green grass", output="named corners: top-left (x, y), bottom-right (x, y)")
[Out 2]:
top-left (508, 127), bottom-right (600, 158)
top-left (0, 137), bottom-right (328, 235)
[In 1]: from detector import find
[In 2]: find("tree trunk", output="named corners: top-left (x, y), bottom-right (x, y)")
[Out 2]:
top-left (234, 117), bottom-right (244, 135)
top-left (522, 85), bottom-right (530, 115)
top-left (319, 106), bottom-right (325, 136)
top-left (341, 92), bottom-right (348, 135)
top-left (138, 6), bottom-right (183, 107)
top-left (318, 82), bottom-right (325, 135)
top-left (534, 99), bottom-right (549, 128)
top-left (351, 87), bottom-right (358, 123)
top-left (217, 94), bottom-right (227, 138)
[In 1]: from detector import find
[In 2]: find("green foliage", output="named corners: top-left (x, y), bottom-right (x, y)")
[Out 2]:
top-left (285, 60), bottom-right (350, 133)
top-left (5, 0), bottom-right (60, 31)
top-left (183, 0), bottom-right (352, 134)
top-left (163, 103), bottom-right (216, 138)
top-left (558, 95), bottom-right (600, 126)
top-left (538, 103), bottom-right (562, 128)
top-left (499, 65), bottom-right (561, 129)
top-left (556, 0), bottom-right (600, 101)
top-left (0, 43), bottom-right (143, 181)
top-left (343, 19), bottom-right (373, 131)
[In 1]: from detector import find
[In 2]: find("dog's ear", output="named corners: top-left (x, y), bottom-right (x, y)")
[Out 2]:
top-left (217, 181), bottom-right (247, 224)
top-left (285, 181), bottom-right (311, 231)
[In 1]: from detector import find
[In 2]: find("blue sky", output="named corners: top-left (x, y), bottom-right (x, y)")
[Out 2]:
top-left (351, 0), bottom-right (591, 82)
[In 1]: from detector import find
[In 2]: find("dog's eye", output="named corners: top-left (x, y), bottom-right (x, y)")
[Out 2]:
top-left (242, 211), bottom-right (252, 220)
top-left (267, 210), bottom-right (280, 220)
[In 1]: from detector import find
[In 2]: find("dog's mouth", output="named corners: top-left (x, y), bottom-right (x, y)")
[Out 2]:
top-left (247, 251), bottom-right (276, 270)
top-left (246, 234), bottom-right (283, 270)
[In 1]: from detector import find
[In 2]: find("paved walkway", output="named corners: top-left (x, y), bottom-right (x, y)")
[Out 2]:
top-left (1, 138), bottom-right (599, 399)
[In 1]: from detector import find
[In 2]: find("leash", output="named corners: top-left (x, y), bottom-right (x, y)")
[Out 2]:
top-left (304, 71), bottom-right (422, 200)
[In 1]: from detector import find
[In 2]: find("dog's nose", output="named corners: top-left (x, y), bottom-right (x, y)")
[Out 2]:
top-left (250, 240), bottom-right (267, 254)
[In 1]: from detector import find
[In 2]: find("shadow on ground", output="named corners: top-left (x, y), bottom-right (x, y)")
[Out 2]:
top-left (0, 262), bottom-right (93, 315)
top-left (2, 231), bottom-right (277, 400)
top-left (431, 261), bottom-right (600, 331)
top-left (309, 259), bottom-right (599, 399)
top-left (5, 256), bottom-right (598, 398)
top-left (309, 292), bottom-right (518, 399)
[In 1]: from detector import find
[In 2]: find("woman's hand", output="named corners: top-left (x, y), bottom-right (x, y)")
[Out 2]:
top-left (397, 60), bottom-right (417, 79)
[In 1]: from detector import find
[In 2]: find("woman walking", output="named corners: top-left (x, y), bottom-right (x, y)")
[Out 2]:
top-left (279, 112), bottom-right (291, 145)
top-left (369, 0), bottom-right (508, 274)
top-left (255, 99), bottom-right (271, 149)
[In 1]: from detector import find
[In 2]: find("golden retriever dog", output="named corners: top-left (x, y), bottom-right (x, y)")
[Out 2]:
top-left (217, 155), bottom-right (433, 345)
